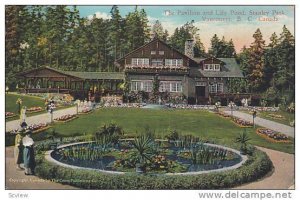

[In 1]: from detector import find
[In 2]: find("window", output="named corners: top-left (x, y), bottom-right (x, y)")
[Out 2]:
top-left (209, 83), bottom-right (223, 93)
top-left (214, 64), bottom-right (220, 71)
top-left (159, 51), bottom-right (164, 55)
top-left (151, 59), bottom-right (163, 67)
top-left (143, 81), bottom-right (153, 92)
top-left (165, 59), bottom-right (183, 67)
top-left (204, 64), bottom-right (221, 71)
top-left (159, 81), bottom-right (182, 92)
top-left (131, 81), bottom-right (153, 92)
top-left (151, 51), bottom-right (156, 55)
top-left (217, 83), bottom-right (223, 93)
top-left (131, 81), bottom-right (142, 91)
top-left (204, 64), bottom-right (209, 70)
top-left (209, 84), bottom-right (217, 93)
top-left (131, 58), bottom-right (149, 66)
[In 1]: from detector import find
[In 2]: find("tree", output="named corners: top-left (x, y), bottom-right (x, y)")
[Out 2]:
top-left (169, 20), bottom-right (199, 53)
top-left (193, 35), bottom-right (206, 57)
top-left (109, 6), bottom-right (124, 61)
top-left (247, 28), bottom-right (265, 92)
top-left (209, 35), bottom-right (236, 57)
top-left (151, 20), bottom-right (167, 41)
top-left (208, 34), bottom-right (220, 56)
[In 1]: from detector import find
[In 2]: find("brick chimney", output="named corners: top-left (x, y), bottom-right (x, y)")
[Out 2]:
top-left (185, 39), bottom-right (194, 58)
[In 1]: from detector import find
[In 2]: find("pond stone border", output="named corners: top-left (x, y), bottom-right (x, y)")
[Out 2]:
top-left (45, 141), bottom-right (247, 176)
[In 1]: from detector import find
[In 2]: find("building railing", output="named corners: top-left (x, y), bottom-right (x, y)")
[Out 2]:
top-left (125, 64), bottom-right (189, 72)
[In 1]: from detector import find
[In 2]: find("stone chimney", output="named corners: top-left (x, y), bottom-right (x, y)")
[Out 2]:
top-left (185, 39), bottom-right (194, 58)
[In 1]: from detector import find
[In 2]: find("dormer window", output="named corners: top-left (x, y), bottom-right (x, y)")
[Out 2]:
top-left (203, 64), bottom-right (221, 71)
top-left (151, 51), bottom-right (156, 55)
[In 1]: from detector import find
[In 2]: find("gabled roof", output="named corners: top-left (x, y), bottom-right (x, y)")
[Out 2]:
top-left (190, 58), bottom-right (244, 78)
top-left (116, 37), bottom-right (198, 65)
top-left (18, 66), bottom-right (125, 80)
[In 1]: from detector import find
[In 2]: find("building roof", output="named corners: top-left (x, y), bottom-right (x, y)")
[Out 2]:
top-left (116, 37), bottom-right (198, 65)
top-left (65, 71), bottom-right (125, 80)
top-left (18, 66), bottom-right (125, 80)
top-left (190, 58), bottom-right (244, 78)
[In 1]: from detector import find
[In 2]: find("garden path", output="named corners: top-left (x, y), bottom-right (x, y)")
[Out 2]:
top-left (5, 146), bottom-right (78, 189)
top-left (234, 146), bottom-right (294, 189)
top-left (223, 110), bottom-right (294, 137)
top-left (6, 106), bottom-right (81, 132)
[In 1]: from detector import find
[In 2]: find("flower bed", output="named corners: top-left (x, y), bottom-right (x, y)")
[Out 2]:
top-left (27, 106), bottom-right (43, 113)
top-left (28, 123), bottom-right (50, 134)
top-left (231, 117), bottom-right (253, 128)
top-left (256, 128), bottom-right (290, 143)
top-left (217, 111), bottom-right (231, 118)
top-left (267, 113), bottom-right (285, 120)
top-left (54, 114), bottom-right (77, 123)
top-left (79, 108), bottom-right (93, 114)
top-left (5, 112), bottom-right (16, 118)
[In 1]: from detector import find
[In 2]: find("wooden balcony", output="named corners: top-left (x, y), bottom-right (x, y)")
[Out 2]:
top-left (125, 64), bottom-right (189, 74)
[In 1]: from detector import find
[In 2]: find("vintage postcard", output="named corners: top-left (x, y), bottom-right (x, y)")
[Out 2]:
top-left (5, 4), bottom-right (295, 194)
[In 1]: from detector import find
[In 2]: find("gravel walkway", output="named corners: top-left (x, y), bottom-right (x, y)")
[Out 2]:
top-left (6, 106), bottom-right (79, 132)
top-left (223, 110), bottom-right (295, 137)
top-left (234, 146), bottom-right (294, 189)
top-left (5, 146), bottom-right (77, 189)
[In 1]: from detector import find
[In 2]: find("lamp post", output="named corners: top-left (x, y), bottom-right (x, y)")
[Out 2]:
top-left (252, 110), bottom-right (257, 128)
top-left (229, 101), bottom-right (234, 117)
top-left (76, 102), bottom-right (78, 115)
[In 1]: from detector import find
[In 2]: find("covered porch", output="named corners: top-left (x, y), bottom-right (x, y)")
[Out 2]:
top-left (17, 66), bottom-right (125, 100)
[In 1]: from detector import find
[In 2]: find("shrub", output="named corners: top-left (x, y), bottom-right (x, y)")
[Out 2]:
top-left (35, 147), bottom-right (272, 189)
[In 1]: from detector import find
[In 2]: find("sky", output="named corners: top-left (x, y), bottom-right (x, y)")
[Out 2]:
top-left (78, 5), bottom-right (294, 52)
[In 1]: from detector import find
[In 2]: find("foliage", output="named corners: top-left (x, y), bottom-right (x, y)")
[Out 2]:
top-left (235, 129), bottom-right (251, 154)
top-left (166, 130), bottom-right (180, 141)
top-left (35, 147), bottom-right (273, 189)
top-left (237, 25), bottom-right (295, 106)
top-left (131, 133), bottom-right (156, 167)
top-left (151, 20), bottom-right (169, 42)
top-left (208, 35), bottom-right (236, 58)
top-left (94, 123), bottom-right (124, 147)
top-left (189, 144), bottom-right (228, 165)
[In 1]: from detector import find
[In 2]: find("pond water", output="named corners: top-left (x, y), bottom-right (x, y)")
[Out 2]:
top-left (50, 140), bottom-right (242, 174)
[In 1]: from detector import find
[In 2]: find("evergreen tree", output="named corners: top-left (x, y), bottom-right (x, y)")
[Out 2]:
top-left (109, 6), bottom-right (124, 61)
top-left (169, 21), bottom-right (199, 53)
top-left (248, 28), bottom-right (265, 92)
top-left (193, 35), bottom-right (206, 57)
top-left (274, 25), bottom-right (295, 102)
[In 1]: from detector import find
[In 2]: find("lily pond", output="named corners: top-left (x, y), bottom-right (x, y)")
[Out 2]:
top-left (51, 138), bottom-right (242, 174)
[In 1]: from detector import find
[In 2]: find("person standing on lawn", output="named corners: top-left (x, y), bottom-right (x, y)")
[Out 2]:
top-left (22, 131), bottom-right (35, 175)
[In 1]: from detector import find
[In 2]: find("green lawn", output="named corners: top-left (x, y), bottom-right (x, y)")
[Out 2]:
top-left (44, 108), bottom-right (294, 154)
top-left (5, 93), bottom-right (46, 121)
top-left (5, 93), bottom-right (72, 121)
top-left (258, 110), bottom-right (295, 126)
top-left (241, 109), bottom-right (295, 126)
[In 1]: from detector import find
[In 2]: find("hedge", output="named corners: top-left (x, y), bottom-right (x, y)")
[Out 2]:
top-left (34, 148), bottom-right (273, 189)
